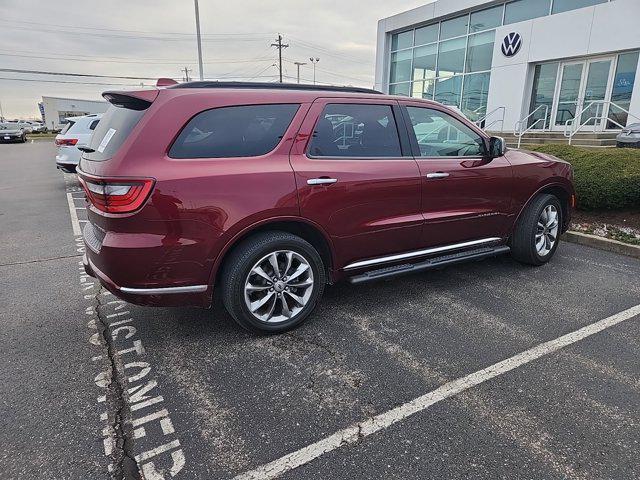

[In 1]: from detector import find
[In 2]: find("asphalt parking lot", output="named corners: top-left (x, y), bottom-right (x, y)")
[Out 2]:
top-left (2, 140), bottom-right (640, 480)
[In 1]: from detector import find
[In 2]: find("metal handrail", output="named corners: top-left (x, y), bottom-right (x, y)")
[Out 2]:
top-left (514, 105), bottom-right (549, 148)
top-left (475, 106), bottom-right (505, 133)
top-left (564, 100), bottom-right (640, 144)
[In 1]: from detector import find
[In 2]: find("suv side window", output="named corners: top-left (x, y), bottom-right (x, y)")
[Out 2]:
top-left (169, 104), bottom-right (299, 159)
top-left (89, 120), bottom-right (100, 130)
top-left (406, 106), bottom-right (486, 157)
top-left (309, 104), bottom-right (402, 158)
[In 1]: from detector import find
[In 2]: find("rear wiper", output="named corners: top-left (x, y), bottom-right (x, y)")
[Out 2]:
top-left (77, 146), bottom-right (95, 153)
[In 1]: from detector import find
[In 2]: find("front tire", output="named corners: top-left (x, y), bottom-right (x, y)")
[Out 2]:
top-left (510, 193), bottom-right (562, 266)
top-left (220, 231), bottom-right (326, 333)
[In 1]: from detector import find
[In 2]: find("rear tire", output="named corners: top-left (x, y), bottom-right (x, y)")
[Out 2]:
top-left (220, 231), bottom-right (326, 334)
top-left (510, 193), bottom-right (562, 266)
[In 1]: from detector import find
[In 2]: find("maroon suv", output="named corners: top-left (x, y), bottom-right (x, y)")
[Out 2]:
top-left (79, 82), bottom-right (574, 333)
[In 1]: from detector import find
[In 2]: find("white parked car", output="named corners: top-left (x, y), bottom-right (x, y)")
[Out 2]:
top-left (17, 121), bottom-right (33, 133)
top-left (30, 121), bottom-right (47, 133)
top-left (55, 114), bottom-right (102, 172)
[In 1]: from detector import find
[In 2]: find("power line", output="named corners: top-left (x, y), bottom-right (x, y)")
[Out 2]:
top-left (0, 17), bottom-right (274, 37)
top-left (286, 34), bottom-right (373, 65)
top-left (0, 76), bottom-right (142, 87)
top-left (0, 68), bottom-right (168, 81)
top-left (0, 22), bottom-right (272, 42)
top-left (0, 51), bottom-right (275, 66)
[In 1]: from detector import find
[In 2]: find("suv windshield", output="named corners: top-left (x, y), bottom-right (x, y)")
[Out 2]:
top-left (84, 105), bottom-right (146, 161)
top-left (0, 123), bottom-right (20, 130)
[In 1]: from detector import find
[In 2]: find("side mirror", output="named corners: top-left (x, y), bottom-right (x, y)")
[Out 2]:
top-left (488, 136), bottom-right (506, 158)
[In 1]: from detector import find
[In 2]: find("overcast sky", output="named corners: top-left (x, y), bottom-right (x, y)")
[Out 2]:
top-left (0, 0), bottom-right (430, 119)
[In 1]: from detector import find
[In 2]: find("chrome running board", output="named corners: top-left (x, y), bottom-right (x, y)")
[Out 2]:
top-left (343, 237), bottom-right (503, 271)
top-left (119, 285), bottom-right (208, 295)
top-left (348, 245), bottom-right (511, 284)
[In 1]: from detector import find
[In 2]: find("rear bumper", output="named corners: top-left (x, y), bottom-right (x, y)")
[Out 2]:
top-left (83, 252), bottom-right (212, 307)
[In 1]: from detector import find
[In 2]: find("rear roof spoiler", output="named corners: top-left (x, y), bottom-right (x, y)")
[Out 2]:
top-left (102, 89), bottom-right (159, 111)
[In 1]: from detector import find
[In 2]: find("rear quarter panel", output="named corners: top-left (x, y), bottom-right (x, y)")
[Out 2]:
top-left (82, 91), bottom-right (310, 294)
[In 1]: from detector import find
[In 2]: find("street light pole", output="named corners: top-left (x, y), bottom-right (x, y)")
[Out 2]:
top-left (309, 57), bottom-right (320, 85)
top-left (194, 0), bottom-right (204, 80)
top-left (293, 62), bottom-right (307, 84)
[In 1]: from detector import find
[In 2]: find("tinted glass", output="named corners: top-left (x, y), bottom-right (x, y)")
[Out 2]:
top-left (609, 51), bottom-right (640, 128)
top-left (406, 106), bottom-right (485, 157)
top-left (413, 44), bottom-right (437, 81)
top-left (170, 104), bottom-right (298, 159)
top-left (85, 106), bottom-right (145, 161)
top-left (440, 15), bottom-right (469, 40)
top-left (391, 31), bottom-right (413, 51)
top-left (434, 75), bottom-right (463, 106)
top-left (437, 37), bottom-right (466, 77)
top-left (529, 63), bottom-right (559, 128)
top-left (390, 49), bottom-right (412, 83)
top-left (415, 24), bottom-right (438, 45)
top-left (412, 79), bottom-right (436, 99)
top-left (89, 119), bottom-right (100, 130)
top-left (60, 121), bottom-right (75, 135)
top-left (461, 72), bottom-right (491, 121)
top-left (389, 83), bottom-right (411, 96)
top-left (470, 5), bottom-right (503, 32)
top-left (504, 0), bottom-right (551, 24)
top-left (309, 104), bottom-right (402, 158)
top-left (552, 0), bottom-right (606, 14)
top-left (466, 31), bottom-right (495, 73)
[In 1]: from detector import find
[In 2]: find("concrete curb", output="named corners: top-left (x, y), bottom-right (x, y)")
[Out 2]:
top-left (563, 230), bottom-right (640, 259)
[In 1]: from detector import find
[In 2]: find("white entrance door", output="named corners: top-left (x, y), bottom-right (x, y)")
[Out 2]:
top-left (551, 57), bottom-right (615, 132)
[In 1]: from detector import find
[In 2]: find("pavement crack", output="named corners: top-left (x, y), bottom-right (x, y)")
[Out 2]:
top-left (0, 253), bottom-right (82, 267)
top-left (94, 286), bottom-right (141, 480)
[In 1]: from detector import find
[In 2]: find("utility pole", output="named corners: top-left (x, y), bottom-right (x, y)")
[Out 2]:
top-left (293, 62), bottom-right (307, 84)
top-left (309, 57), bottom-right (320, 85)
top-left (271, 34), bottom-right (289, 83)
top-left (193, 0), bottom-right (204, 80)
top-left (181, 67), bottom-right (192, 82)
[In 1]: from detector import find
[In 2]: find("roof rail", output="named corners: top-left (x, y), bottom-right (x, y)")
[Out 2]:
top-left (170, 81), bottom-right (382, 95)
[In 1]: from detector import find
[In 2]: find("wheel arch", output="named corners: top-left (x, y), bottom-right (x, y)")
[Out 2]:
top-left (209, 217), bottom-right (336, 291)
top-left (514, 181), bottom-right (573, 234)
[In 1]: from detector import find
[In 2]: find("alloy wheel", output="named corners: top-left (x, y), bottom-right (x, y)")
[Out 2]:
top-left (243, 250), bottom-right (314, 323)
top-left (535, 205), bottom-right (559, 256)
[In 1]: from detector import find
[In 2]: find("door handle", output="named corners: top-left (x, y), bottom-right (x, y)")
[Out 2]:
top-left (307, 178), bottom-right (338, 186)
top-left (426, 172), bottom-right (450, 179)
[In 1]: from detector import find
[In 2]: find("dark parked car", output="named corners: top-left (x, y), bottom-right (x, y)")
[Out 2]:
top-left (0, 122), bottom-right (27, 143)
top-left (79, 82), bottom-right (575, 333)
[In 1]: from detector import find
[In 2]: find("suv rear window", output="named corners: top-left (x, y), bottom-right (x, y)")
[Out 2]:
top-left (169, 104), bottom-right (299, 159)
top-left (60, 121), bottom-right (75, 134)
top-left (84, 105), bottom-right (145, 161)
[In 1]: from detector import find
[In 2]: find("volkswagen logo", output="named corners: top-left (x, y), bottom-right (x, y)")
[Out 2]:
top-left (501, 32), bottom-right (522, 57)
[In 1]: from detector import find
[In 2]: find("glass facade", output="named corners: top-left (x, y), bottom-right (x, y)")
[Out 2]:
top-left (388, 1), bottom-right (615, 122)
top-left (609, 52), bottom-right (640, 128)
top-left (528, 63), bottom-right (559, 128)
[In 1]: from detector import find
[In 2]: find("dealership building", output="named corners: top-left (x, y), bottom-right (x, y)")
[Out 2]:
top-left (375, 0), bottom-right (640, 134)
top-left (39, 96), bottom-right (108, 131)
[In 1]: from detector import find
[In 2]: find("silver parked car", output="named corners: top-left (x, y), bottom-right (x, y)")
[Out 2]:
top-left (616, 123), bottom-right (640, 148)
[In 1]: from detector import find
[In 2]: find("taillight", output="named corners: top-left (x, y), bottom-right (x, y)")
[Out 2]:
top-left (78, 175), bottom-right (155, 214)
top-left (56, 138), bottom-right (78, 146)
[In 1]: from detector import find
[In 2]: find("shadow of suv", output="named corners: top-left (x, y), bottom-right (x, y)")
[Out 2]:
top-left (79, 81), bottom-right (574, 333)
